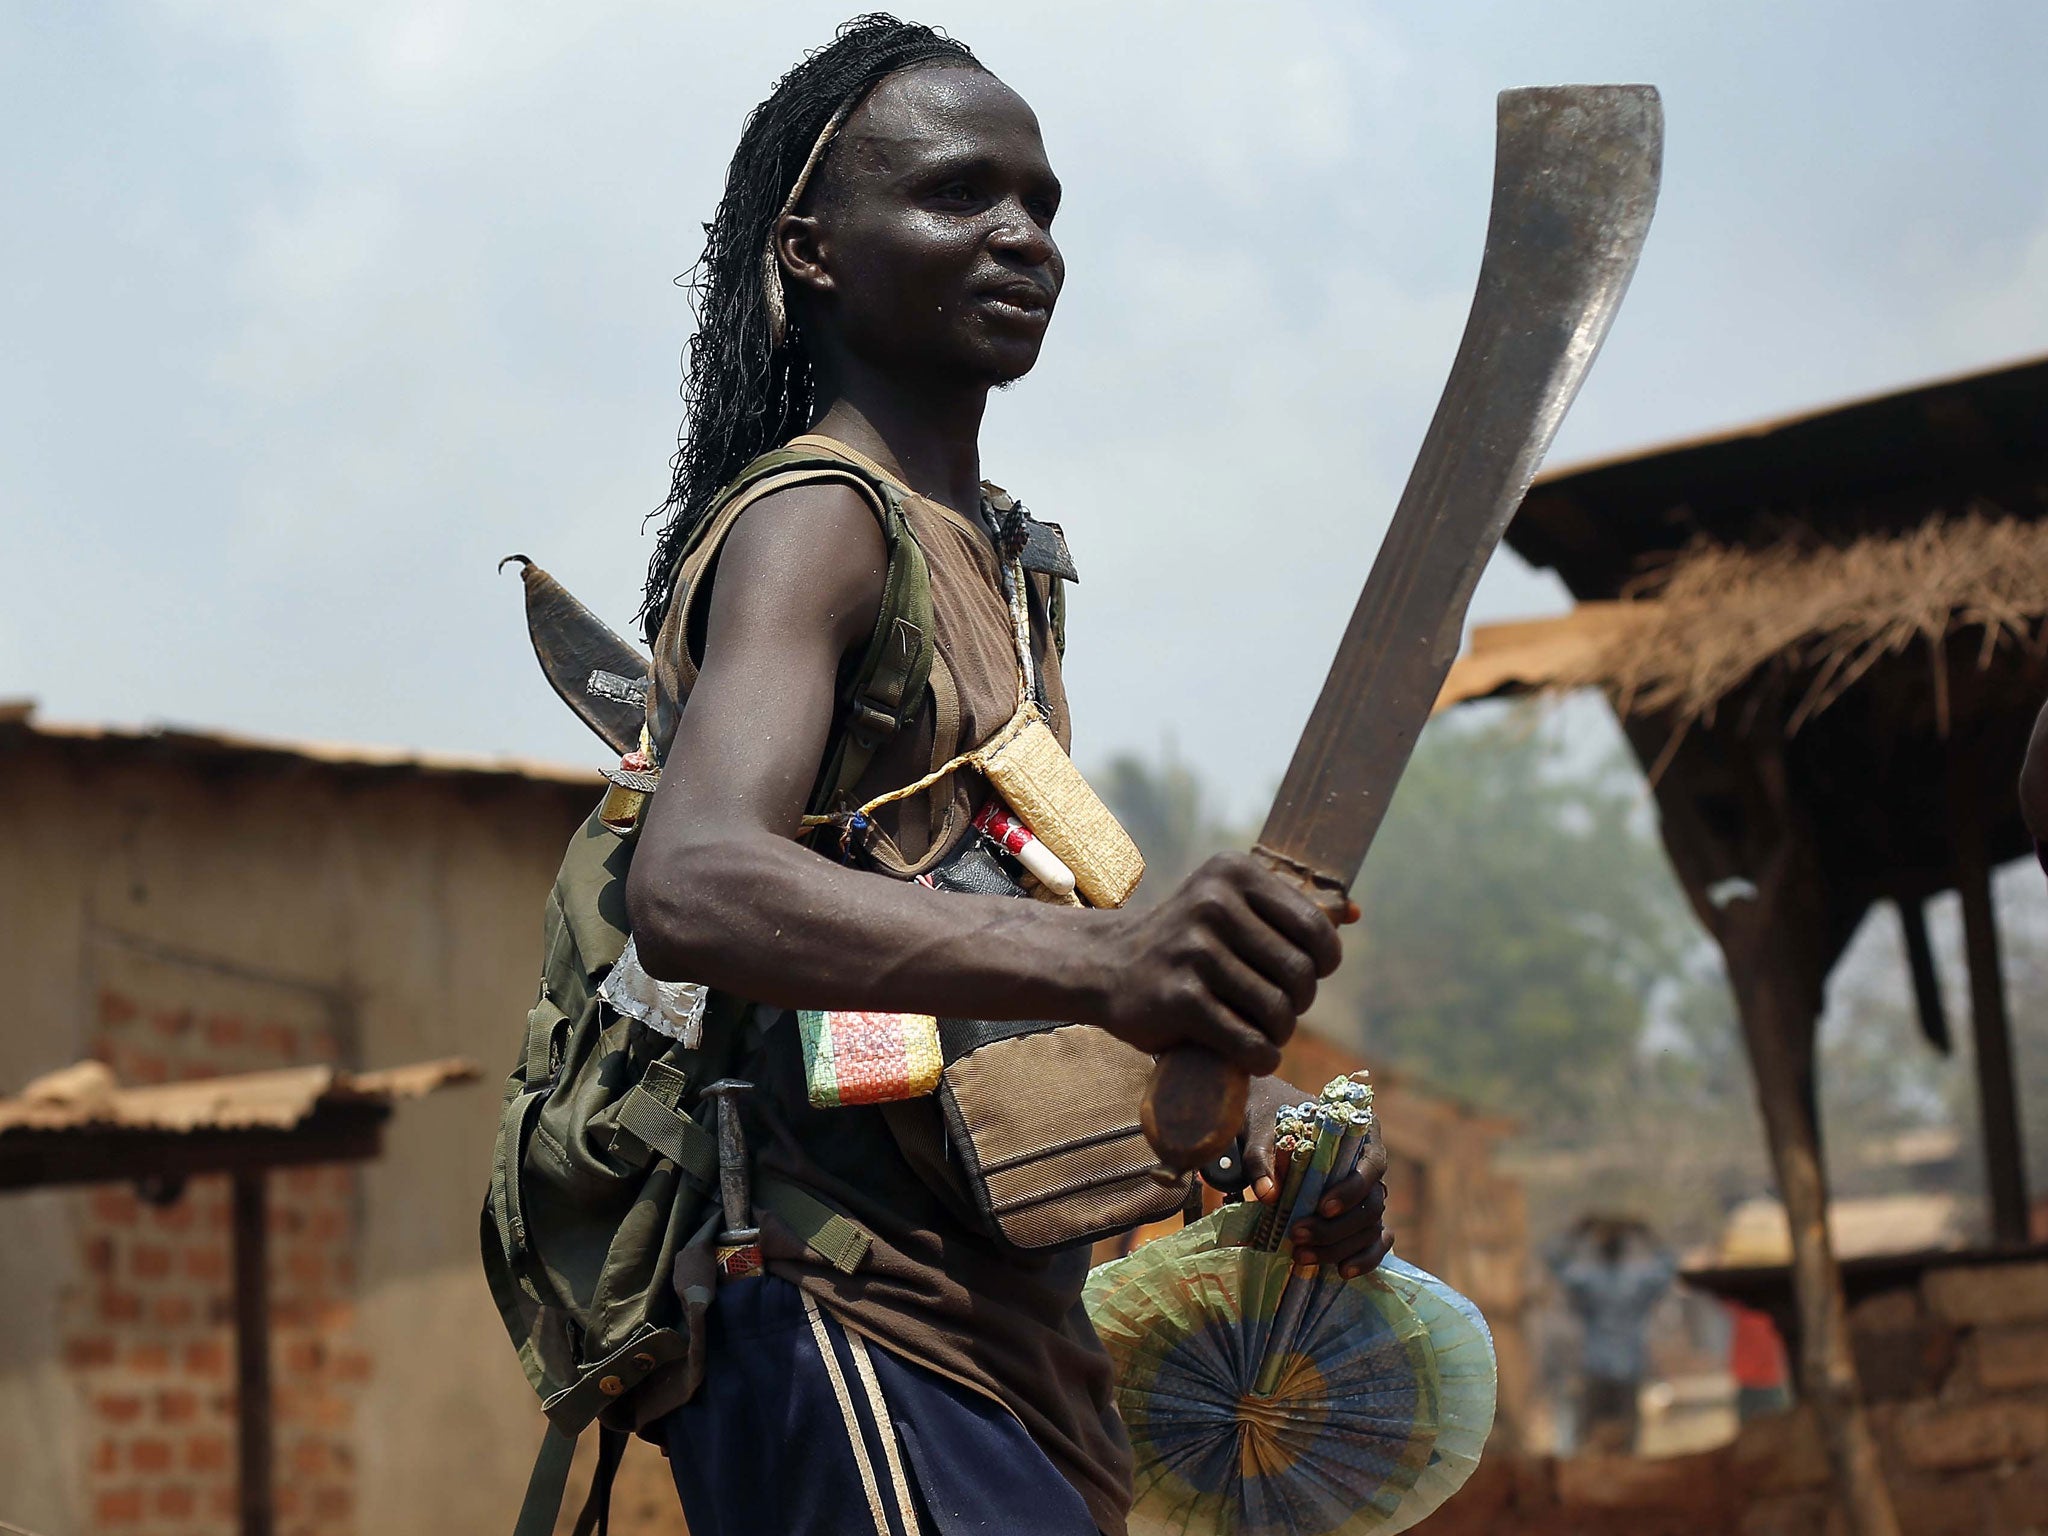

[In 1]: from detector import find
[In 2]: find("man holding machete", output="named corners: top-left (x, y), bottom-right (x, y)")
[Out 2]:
top-left (620, 17), bottom-right (1389, 1535)
top-left (530, 11), bottom-right (1658, 1533)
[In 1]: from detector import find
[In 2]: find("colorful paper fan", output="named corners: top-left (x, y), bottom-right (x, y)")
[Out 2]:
top-left (1085, 1206), bottom-right (1496, 1536)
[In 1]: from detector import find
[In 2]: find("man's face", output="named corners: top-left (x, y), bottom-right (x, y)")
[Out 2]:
top-left (783, 65), bottom-right (1064, 389)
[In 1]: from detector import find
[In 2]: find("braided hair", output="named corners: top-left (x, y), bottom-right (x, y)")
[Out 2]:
top-left (639, 14), bottom-right (983, 642)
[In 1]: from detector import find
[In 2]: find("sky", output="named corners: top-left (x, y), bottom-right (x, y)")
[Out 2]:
top-left (7, 0), bottom-right (2048, 817)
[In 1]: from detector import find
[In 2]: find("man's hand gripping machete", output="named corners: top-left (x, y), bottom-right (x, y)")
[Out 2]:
top-left (1140, 85), bottom-right (1664, 1172)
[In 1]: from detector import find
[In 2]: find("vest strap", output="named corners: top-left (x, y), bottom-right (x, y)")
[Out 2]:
top-left (758, 1175), bottom-right (874, 1275)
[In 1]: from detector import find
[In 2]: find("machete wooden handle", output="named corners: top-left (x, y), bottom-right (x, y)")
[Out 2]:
top-left (1138, 850), bottom-right (1347, 1172)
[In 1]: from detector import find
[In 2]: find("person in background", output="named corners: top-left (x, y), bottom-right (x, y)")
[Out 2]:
top-left (1546, 1214), bottom-right (1678, 1454)
top-left (1726, 1299), bottom-right (1791, 1422)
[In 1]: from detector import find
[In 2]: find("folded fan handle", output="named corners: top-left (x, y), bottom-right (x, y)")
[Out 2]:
top-left (1139, 850), bottom-right (1346, 1171)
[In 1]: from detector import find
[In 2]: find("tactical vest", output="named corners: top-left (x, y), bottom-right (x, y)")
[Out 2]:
top-left (480, 440), bottom-right (1170, 1536)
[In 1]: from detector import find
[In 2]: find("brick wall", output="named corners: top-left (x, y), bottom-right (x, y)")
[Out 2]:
top-left (1421, 1257), bottom-right (2048, 1536)
top-left (59, 982), bottom-right (368, 1536)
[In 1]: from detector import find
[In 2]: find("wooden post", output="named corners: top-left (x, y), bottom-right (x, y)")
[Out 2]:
top-left (1896, 898), bottom-right (1951, 1055)
top-left (1953, 841), bottom-right (2031, 1245)
top-left (1630, 715), bottom-right (1900, 1536)
top-left (1731, 963), bottom-right (1900, 1536)
top-left (231, 1170), bottom-right (274, 1536)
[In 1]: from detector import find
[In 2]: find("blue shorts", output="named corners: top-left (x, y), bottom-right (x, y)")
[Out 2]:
top-left (660, 1275), bottom-right (1102, 1536)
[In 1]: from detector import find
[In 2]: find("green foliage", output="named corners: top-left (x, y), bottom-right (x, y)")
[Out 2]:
top-left (1348, 709), bottom-right (1703, 1134)
top-left (1097, 709), bottom-right (1714, 1138)
top-left (1097, 751), bottom-right (1239, 903)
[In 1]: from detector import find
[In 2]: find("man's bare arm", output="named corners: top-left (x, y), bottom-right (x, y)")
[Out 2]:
top-left (624, 482), bottom-right (1339, 1075)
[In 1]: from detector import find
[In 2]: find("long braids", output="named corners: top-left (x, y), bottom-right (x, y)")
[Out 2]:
top-left (640, 14), bottom-right (981, 643)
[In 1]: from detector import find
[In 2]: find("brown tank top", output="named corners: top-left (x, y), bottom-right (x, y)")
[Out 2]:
top-left (648, 433), bottom-right (1070, 871)
top-left (645, 437), bottom-right (1135, 1534)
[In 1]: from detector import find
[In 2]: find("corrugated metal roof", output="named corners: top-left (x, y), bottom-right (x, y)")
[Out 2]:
top-left (0, 701), bottom-right (598, 788)
top-left (0, 1058), bottom-right (480, 1136)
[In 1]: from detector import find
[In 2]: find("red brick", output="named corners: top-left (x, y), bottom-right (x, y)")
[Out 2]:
top-left (314, 1485), bottom-right (354, 1519)
top-left (131, 1243), bottom-right (172, 1280)
top-left (206, 1485), bottom-right (237, 1519)
top-left (149, 1006), bottom-right (194, 1040)
top-left (97, 1393), bottom-right (145, 1425)
top-left (1739, 1493), bottom-right (1829, 1536)
top-left (65, 1336), bottom-right (117, 1369)
top-left (126, 1342), bottom-right (171, 1374)
top-left (1892, 1397), bottom-right (2048, 1471)
top-left (154, 1484), bottom-right (196, 1520)
top-left (84, 1235), bottom-right (117, 1276)
top-left (101, 1288), bottom-right (143, 1323)
top-left (100, 988), bottom-right (140, 1026)
top-left (1887, 1474), bottom-right (1993, 1536)
top-left (91, 1437), bottom-right (120, 1474)
top-left (291, 1440), bottom-right (331, 1476)
top-left (127, 1053), bottom-right (169, 1084)
top-left (1924, 1261), bottom-right (2048, 1327)
top-left (153, 1294), bottom-right (196, 1328)
top-left (151, 1196), bottom-right (195, 1232)
top-left (274, 1484), bottom-right (302, 1518)
top-left (1989, 1460), bottom-right (2048, 1529)
top-left (286, 1252), bottom-right (326, 1288)
top-left (331, 1347), bottom-right (372, 1384)
top-left (184, 1339), bottom-right (229, 1377)
top-left (94, 1488), bottom-right (144, 1524)
top-left (91, 1188), bottom-right (139, 1226)
top-left (284, 1339), bottom-right (324, 1375)
top-left (306, 1392), bottom-right (355, 1430)
top-left (186, 1433), bottom-right (230, 1473)
top-left (185, 1243), bottom-right (228, 1283)
top-left (203, 1013), bottom-right (246, 1047)
top-left (130, 1437), bottom-right (173, 1474)
top-left (1966, 1324), bottom-right (2048, 1394)
top-left (1555, 1449), bottom-right (1733, 1511)
top-left (1731, 1406), bottom-right (1831, 1492)
top-left (156, 1389), bottom-right (199, 1425)
top-left (256, 1023), bottom-right (296, 1057)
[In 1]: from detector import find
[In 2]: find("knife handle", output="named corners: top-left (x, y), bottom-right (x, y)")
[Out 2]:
top-left (1138, 849), bottom-right (1347, 1171)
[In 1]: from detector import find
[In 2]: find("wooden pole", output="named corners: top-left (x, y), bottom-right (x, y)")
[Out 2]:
top-left (1732, 965), bottom-right (1900, 1536)
top-left (231, 1170), bottom-right (274, 1536)
top-left (1630, 713), bottom-right (1899, 1536)
top-left (1896, 898), bottom-right (1951, 1055)
top-left (1953, 841), bottom-right (2031, 1246)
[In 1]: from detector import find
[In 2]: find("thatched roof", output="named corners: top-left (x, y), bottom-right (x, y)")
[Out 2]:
top-left (1438, 512), bottom-right (2048, 734)
top-left (1512, 350), bottom-right (2048, 598)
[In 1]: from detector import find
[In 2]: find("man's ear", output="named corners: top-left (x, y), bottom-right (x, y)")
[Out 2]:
top-left (774, 213), bottom-right (834, 300)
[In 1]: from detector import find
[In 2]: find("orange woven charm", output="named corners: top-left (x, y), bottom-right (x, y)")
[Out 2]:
top-left (799, 1010), bottom-right (943, 1108)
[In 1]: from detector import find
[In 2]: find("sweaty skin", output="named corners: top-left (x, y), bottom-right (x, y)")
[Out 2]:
top-left (626, 64), bottom-right (1389, 1273)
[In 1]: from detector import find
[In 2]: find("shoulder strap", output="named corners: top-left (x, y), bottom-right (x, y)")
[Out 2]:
top-left (652, 443), bottom-right (935, 818)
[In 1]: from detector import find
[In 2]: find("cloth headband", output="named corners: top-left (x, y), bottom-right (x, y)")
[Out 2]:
top-left (762, 93), bottom-right (862, 351)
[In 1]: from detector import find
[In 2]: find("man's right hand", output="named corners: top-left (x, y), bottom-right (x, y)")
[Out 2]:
top-left (1086, 852), bottom-right (1343, 1074)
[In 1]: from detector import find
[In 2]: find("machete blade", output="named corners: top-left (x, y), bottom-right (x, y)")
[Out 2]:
top-left (501, 555), bottom-right (653, 757)
top-left (1143, 86), bottom-right (1662, 1171)
top-left (1258, 85), bottom-right (1662, 888)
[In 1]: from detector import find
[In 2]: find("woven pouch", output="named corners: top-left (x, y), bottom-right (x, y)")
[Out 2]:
top-left (974, 715), bottom-right (1144, 909)
top-left (798, 1010), bottom-right (943, 1108)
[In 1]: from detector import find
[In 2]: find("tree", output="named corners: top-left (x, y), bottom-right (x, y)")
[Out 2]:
top-left (1347, 709), bottom-right (1702, 1137)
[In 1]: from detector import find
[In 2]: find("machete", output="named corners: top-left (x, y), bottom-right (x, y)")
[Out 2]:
top-left (1140, 85), bottom-right (1664, 1170)
top-left (500, 555), bottom-right (653, 757)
